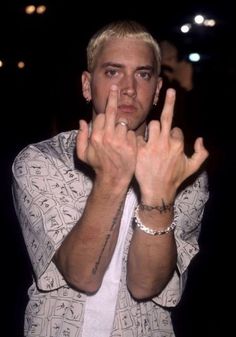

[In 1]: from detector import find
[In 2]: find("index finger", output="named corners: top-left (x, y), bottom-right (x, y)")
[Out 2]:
top-left (104, 84), bottom-right (118, 131)
top-left (160, 88), bottom-right (176, 136)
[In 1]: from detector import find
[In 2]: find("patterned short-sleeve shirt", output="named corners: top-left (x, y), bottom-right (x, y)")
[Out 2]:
top-left (12, 130), bottom-right (209, 337)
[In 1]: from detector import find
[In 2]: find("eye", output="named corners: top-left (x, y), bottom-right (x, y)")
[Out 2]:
top-left (105, 68), bottom-right (119, 78)
top-left (137, 71), bottom-right (152, 80)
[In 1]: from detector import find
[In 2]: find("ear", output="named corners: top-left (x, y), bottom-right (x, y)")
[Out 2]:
top-left (81, 71), bottom-right (92, 102)
top-left (153, 77), bottom-right (163, 105)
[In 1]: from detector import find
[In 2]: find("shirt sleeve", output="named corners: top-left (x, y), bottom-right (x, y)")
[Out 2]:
top-left (12, 144), bottom-right (86, 291)
top-left (152, 170), bottom-right (209, 307)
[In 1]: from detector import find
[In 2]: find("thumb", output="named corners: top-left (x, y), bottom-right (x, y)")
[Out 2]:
top-left (76, 120), bottom-right (89, 162)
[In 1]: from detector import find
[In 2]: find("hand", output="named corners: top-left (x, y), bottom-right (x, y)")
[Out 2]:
top-left (135, 88), bottom-right (209, 203)
top-left (76, 85), bottom-right (137, 188)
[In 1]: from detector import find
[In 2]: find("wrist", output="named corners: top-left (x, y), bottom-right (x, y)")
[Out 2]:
top-left (134, 204), bottom-right (176, 236)
top-left (140, 199), bottom-right (174, 214)
top-left (140, 187), bottom-right (176, 206)
top-left (93, 176), bottom-right (129, 199)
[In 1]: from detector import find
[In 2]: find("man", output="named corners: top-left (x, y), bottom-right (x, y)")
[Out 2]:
top-left (159, 40), bottom-right (193, 91)
top-left (12, 20), bottom-right (209, 337)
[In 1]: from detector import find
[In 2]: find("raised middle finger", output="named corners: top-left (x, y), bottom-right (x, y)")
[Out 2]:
top-left (104, 84), bottom-right (118, 132)
top-left (160, 88), bottom-right (176, 137)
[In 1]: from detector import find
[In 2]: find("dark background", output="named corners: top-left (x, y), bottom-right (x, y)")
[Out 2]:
top-left (1, 1), bottom-right (235, 336)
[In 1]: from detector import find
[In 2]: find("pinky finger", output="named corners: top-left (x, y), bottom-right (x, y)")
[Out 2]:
top-left (188, 137), bottom-right (209, 174)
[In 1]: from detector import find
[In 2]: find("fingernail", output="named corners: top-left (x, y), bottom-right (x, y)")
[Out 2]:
top-left (168, 88), bottom-right (176, 97)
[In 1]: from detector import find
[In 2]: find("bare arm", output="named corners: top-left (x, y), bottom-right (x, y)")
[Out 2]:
top-left (127, 88), bottom-right (209, 299)
top-left (54, 85), bottom-right (137, 293)
top-left (54, 181), bottom-right (126, 293)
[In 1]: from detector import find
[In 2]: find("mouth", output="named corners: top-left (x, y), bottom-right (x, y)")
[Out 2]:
top-left (117, 104), bottom-right (137, 113)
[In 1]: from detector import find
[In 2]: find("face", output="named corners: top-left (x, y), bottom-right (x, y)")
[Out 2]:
top-left (82, 37), bottom-right (162, 135)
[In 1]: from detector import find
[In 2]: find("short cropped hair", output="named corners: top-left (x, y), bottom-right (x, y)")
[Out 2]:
top-left (87, 20), bottom-right (161, 75)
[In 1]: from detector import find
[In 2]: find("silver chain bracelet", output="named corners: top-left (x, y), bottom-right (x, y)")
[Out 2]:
top-left (134, 204), bottom-right (177, 236)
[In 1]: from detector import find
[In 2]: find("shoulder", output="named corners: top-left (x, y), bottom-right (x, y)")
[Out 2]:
top-left (12, 130), bottom-right (78, 171)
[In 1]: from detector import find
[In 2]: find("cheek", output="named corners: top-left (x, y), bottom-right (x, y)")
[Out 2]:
top-left (91, 83), bottom-right (110, 114)
top-left (139, 86), bottom-right (155, 104)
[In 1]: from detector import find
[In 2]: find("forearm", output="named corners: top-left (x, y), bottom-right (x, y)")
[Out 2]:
top-left (54, 180), bottom-right (127, 293)
top-left (127, 203), bottom-right (177, 300)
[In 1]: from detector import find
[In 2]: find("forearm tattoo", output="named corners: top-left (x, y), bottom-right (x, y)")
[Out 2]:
top-left (92, 202), bottom-right (124, 275)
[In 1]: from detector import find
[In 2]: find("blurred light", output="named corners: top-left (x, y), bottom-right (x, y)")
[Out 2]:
top-left (36, 5), bottom-right (47, 14)
top-left (0, 60), bottom-right (3, 68)
top-left (180, 24), bottom-right (191, 33)
top-left (17, 61), bottom-right (26, 69)
top-left (194, 15), bottom-right (204, 24)
top-left (25, 4), bottom-right (47, 15)
top-left (179, 14), bottom-right (216, 34)
top-left (204, 19), bottom-right (216, 27)
top-left (25, 5), bottom-right (36, 14)
top-left (189, 53), bottom-right (201, 62)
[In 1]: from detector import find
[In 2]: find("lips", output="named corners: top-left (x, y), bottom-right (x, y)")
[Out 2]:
top-left (118, 104), bottom-right (136, 113)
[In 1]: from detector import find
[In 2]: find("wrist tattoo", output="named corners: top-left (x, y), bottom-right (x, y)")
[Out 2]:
top-left (140, 199), bottom-right (174, 213)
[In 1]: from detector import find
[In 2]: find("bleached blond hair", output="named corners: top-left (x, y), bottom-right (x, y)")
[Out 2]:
top-left (87, 20), bottom-right (161, 75)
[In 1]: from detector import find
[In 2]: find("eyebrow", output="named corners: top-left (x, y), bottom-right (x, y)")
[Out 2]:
top-left (101, 62), bottom-right (154, 72)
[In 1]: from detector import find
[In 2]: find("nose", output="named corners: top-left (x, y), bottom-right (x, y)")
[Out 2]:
top-left (120, 74), bottom-right (137, 98)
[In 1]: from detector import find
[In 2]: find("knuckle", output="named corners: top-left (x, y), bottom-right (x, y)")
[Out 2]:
top-left (90, 132), bottom-right (100, 146)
